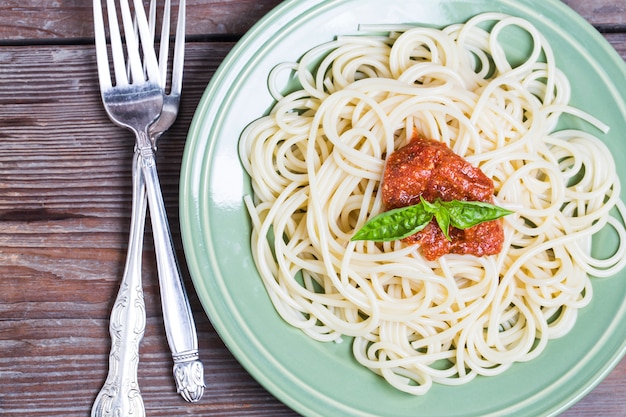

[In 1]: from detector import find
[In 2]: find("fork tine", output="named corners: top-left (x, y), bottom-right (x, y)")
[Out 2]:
top-left (106, 0), bottom-right (131, 86)
top-left (148, 0), bottom-right (157, 42)
top-left (170, 0), bottom-right (186, 95)
top-left (156, 0), bottom-right (170, 88)
top-left (119, 0), bottom-right (146, 84)
top-left (128, 0), bottom-right (156, 83)
top-left (93, 0), bottom-right (112, 90)
top-left (152, 0), bottom-right (185, 93)
top-left (130, 0), bottom-right (160, 83)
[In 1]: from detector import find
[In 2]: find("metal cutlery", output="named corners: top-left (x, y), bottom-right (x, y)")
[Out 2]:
top-left (91, 0), bottom-right (160, 415)
top-left (91, 0), bottom-right (202, 415)
top-left (143, 0), bottom-right (205, 403)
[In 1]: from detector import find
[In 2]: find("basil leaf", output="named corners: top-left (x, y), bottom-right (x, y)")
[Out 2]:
top-left (434, 207), bottom-right (451, 240)
top-left (440, 200), bottom-right (513, 229)
top-left (351, 204), bottom-right (433, 241)
top-left (420, 196), bottom-right (439, 213)
top-left (420, 196), bottom-right (451, 240)
top-left (351, 198), bottom-right (512, 243)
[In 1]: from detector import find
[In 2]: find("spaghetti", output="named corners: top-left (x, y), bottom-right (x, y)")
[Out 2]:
top-left (238, 13), bottom-right (626, 394)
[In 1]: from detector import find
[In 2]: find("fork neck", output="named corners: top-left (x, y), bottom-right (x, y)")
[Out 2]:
top-left (135, 129), bottom-right (156, 157)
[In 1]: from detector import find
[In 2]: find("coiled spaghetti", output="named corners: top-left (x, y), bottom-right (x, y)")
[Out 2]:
top-left (238, 13), bottom-right (626, 395)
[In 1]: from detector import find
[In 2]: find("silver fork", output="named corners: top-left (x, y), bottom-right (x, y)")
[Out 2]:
top-left (91, 0), bottom-right (161, 416)
top-left (143, 0), bottom-right (206, 403)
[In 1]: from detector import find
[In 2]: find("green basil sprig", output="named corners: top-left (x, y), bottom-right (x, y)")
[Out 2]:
top-left (351, 196), bottom-right (512, 242)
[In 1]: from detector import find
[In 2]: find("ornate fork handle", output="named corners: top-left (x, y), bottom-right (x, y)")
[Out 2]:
top-left (138, 145), bottom-right (206, 402)
top-left (92, 153), bottom-right (147, 417)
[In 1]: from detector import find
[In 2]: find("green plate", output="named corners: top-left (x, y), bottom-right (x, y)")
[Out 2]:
top-left (180, 1), bottom-right (626, 415)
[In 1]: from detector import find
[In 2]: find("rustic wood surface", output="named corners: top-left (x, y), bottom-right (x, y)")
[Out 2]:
top-left (0, 1), bottom-right (624, 416)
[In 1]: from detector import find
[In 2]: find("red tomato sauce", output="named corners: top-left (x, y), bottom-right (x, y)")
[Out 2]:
top-left (382, 137), bottom-right (504, 260)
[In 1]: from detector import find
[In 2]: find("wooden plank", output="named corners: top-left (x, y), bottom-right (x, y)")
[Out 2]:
top-left (0, 0), bottom-right (622, 41)
top-left (0, 319), bottom-right (298, 416)
top-left (0, 0), bottom-right (283, 41)
top-left (563, 0), bottom-right (626, 29)
top-left (608, 33), bottom-right (626, 60)
top-left (0, 41), bottom-right (225, 220)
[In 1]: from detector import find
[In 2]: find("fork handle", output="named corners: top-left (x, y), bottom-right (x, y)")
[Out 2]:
top-left (138, 147), bottom-right (206, 403)
top-left (92, 153), bottom-right (146, 417)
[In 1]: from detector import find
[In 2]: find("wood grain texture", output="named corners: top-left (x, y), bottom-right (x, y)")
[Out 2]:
top-left (0, 0), bottom-right (622, 42)
top-left (0, 0), bottom-right (283, 41)
top-left (563, 0), bottom-right (626, 29)
top-left (0, 40), bottom-right (298, 416)
top-left (0, 1), bottom-right (624, 416)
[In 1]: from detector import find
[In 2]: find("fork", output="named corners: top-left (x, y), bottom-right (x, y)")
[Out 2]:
top-left (142, 0), bottom-right (206, 403)
top-left (91, 0), bottom-right (162, 416)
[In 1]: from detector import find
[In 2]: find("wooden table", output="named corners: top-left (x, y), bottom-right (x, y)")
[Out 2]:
top-left (0, 1), bottom-right (624, 416)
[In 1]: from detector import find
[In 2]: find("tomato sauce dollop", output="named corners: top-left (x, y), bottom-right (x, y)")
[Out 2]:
top-left (382, 137), bottom-right (504, 260)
